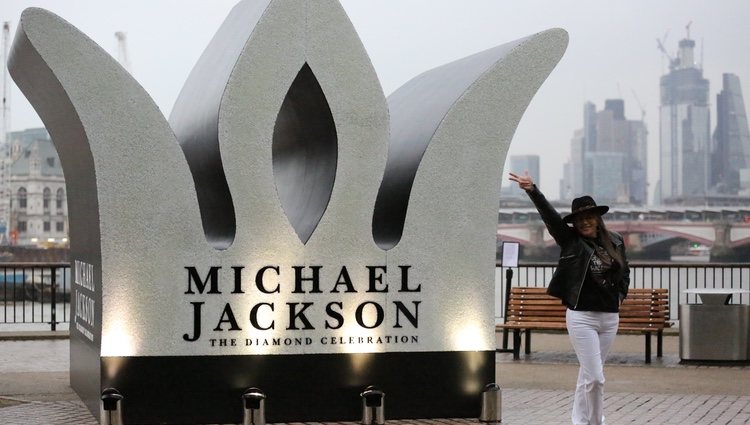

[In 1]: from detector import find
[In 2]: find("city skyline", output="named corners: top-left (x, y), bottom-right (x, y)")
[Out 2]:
top-left (560, 99), bottom-right (648, 205)
top-left (3, 1), bottom-right (750, 204)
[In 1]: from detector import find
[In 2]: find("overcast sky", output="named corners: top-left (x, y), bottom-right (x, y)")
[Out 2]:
top-left (3, 0), bottom-right (750, 202)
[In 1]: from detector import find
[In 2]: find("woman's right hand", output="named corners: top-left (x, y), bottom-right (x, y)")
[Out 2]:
top-left (508, 171), bottom-right (535, 192)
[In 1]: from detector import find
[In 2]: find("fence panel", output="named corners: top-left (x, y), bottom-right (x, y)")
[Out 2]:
top-left (1, 263), bottom-right (71, 331)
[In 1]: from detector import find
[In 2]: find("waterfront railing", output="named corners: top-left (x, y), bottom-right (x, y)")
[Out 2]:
top-left (1, 262), bottom-right (70, 331)
top-left (1, 262), bottom-right (748, 330)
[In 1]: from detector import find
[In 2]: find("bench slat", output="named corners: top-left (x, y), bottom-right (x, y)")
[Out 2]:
top-left (500, 286), bottom-right (671, 332)
top-left (498, 286), bottom-right (671, 364)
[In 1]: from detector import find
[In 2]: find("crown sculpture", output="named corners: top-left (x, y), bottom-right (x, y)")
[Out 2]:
top-left (9, 0), bottom-right (567, 423)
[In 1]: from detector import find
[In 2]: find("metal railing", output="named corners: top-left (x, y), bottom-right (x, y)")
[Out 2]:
top-left (496, 262), bottom-right (750, 321)
top-left (1, 263), bottom-right (70, 331)
top-left (1, 261), bottom-right (748, 330)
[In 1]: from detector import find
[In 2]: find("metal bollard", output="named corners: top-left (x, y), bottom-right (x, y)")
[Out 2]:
top-left (242, 387), bottom-right (266, 425)
top-left (360, 385), bottom-right (385, 425)
top-left (479, 383), bottom-right (502, 423)
top-left (100, 388), bottom-right (124, 425)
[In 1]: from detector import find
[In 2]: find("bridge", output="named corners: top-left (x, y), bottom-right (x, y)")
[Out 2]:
top-left (497, 206), bottom-right (750, 257)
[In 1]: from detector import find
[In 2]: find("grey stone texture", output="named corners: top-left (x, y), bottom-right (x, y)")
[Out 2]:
top-left (382, 30), bottom-right (568, 351)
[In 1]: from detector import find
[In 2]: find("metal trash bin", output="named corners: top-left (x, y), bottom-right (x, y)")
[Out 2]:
top-left (360, 386), bottom-right (385, 425)
top-left (479, 383), bottom-right (502, 423)
top-left (680, 288), bottom-right (750, 361)
top-left (100, 388), bottom-right (124, 425)
top-left (242, 387), bottom-right (266, 425)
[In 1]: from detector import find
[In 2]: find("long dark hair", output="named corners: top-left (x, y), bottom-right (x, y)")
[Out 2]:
top-left (595, 215), bottom-right (624, 273)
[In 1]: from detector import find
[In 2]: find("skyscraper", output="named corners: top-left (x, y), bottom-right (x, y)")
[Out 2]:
top-left (560, 100), bottom-right (648, 205)
top-left (561, 129), bottom-right (584, 200)
top-left (658, 35), bottom-right (711, 204)
top-left (712, 73), bottom-right (750, 194)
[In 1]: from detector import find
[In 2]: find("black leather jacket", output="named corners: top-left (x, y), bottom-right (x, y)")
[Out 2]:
top-left (527, 186), bottom-right (630, 308)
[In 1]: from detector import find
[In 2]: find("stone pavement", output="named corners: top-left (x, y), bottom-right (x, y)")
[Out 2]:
top-left (0, 332), bottom-right (749, 424)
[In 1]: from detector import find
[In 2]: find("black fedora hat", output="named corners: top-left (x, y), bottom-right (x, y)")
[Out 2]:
top-left (563, 195), bottom-right (609, 223)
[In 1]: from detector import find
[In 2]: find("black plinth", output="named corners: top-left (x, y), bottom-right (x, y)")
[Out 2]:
top-left (96, 350), bottom-right (495, 424)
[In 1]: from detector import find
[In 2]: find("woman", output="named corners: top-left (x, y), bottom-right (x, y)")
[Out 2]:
top-left (509, 171), bottom-right (629, 425)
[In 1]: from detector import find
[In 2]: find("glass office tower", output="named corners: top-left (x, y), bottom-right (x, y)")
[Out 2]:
top-left (658, 37), bottom-right (710, 204)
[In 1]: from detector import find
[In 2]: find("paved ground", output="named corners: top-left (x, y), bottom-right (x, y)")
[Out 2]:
top-left (495, 332), bottom-right (750, 424)
top-left (0, 331), bottom-right (748, 424)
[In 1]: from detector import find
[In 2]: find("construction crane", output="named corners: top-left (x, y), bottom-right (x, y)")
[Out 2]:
top-left (115, 31), bottom-right (132, 74)
top-left (631, 89), bottom-right (646, 121)
top-left (656, 30), bottom-right (678, 72)
top-left (1, 21), bottom-right (11, 244)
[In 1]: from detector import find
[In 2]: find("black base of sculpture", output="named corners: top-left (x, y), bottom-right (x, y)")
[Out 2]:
top-left (84, 350), bottom-right (494, 424)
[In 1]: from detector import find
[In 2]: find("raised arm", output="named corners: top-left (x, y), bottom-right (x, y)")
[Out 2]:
top-left (508, 171), bottom-right (573, 246)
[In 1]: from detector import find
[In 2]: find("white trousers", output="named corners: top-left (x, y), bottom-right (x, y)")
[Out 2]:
top-left (566, 309), bottom-right (619, 425)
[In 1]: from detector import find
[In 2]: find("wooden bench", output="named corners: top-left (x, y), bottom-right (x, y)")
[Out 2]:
top-left (496, 287), bottom-right (672, 363)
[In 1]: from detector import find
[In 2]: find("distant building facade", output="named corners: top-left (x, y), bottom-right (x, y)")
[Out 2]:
top-left (712, 73), bottom-right (750, 196)
top-left (658, 36), bottom-right (711, 204)
top-left (560, 100), bottom-right (648, 205)
top-left (561, 129), bottom-right (584, 200)
top-left (8, 128), bottom-right (68, 246)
